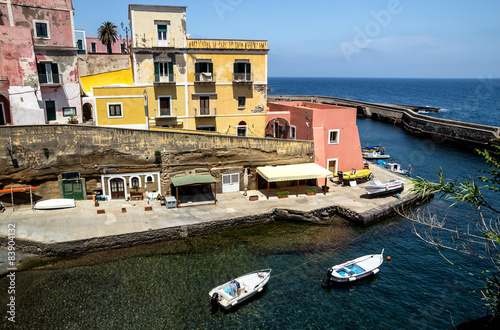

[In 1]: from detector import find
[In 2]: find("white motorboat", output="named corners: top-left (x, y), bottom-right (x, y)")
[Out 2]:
top-left (34, 198), bottom-right (76, 210)
top-left (324, 250), bottom-right (384, 283)
top-left (365, 179), bottom-right (404, 196)
top-left (379, 161), bottom-right (412, 175)
top-left (209, 269), bottom-right (271, 309)
top-left (363, 151), bottom-right (391, 160)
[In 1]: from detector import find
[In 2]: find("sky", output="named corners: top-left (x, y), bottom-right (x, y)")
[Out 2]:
top-left (73, 0), bottom-right (500, 79)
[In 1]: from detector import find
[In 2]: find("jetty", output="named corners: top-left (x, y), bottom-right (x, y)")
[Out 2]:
top-left (269, 95), bottom-right (500, 149)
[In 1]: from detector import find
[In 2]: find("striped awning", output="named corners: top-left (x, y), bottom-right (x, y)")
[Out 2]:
top-left (257, 163), bottom-right (333, 182)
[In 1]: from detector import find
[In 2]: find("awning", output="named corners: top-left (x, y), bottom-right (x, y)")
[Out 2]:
top-left (170, 174), bottom-right (217, 187)
top-left (36, 54), bottom-right (53, 62)
top-left (257, 163), bottom-right (333, 182)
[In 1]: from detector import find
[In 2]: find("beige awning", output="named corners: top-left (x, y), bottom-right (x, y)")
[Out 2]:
top-left (256, 163), bottom-right (333, 182)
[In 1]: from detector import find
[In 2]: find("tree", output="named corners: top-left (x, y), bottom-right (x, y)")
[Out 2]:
top-left (97, 21), bottom-right (118, 54)
top-left (407, 146), bottom-right (500, 315)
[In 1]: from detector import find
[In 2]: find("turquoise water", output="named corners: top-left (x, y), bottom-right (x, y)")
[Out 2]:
top-left (1, 78), bottom-right (499, 329)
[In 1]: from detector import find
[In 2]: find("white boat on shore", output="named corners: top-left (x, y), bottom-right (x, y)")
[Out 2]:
top-left (209, 269), bottom-right (271, 309)
top-left (365, 179), bottom-right (404, 196)
top-left (324, 250), bottom-right (384, 283)
top-left (34, 198), bottom-right (76, 210)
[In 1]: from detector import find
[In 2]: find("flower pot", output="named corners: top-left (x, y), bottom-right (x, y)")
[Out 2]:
top-left (306, 192), bottom-right (316, 196)
top-left (249, 196), bottom-right (259, 201)
top-left (277, 194), bottom-right (288, 199)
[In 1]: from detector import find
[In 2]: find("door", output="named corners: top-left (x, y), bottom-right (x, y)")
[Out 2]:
top-left (328, 159), bottom-right (338, 174)
top-left (110, 178), bottom-right (125, 199)
top-left (0, 103), bottom-right (5, 125)
top-left (45, 100), bottom-right (56, 121)
top-left (222, 173), bottom-right (240, 193)
top-left (62, 180), bottom-right (85, 200)
top-left (200, 97), bottom-right (209, 115)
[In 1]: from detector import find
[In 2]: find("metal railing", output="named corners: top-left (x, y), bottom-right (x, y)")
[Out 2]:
top-left (194, 72), bottom-right (216, 83)
top-left (233, 73), bottom-right (253, 82)
top-left (156, 108), bottom-right (177, 118)
top-left (195, 107), bottom-right (217, 117)
top-left (38, 74), bottom-right (63, 85)
top-left (154, 73), bottom-right (175, 83)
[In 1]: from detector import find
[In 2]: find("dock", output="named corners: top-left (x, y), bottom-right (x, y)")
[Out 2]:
top-left (0, 166), bottom-right (426, 262)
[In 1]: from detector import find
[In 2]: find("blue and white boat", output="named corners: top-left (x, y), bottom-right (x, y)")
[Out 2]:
top-left (325, 250), bottom-right (384, 283)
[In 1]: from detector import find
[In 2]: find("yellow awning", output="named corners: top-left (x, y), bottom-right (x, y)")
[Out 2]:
top-left (256, 163), bottom-right (333, 182)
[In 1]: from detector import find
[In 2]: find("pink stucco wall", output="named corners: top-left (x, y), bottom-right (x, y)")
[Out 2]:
top-left (0, 27), bottom-right (37, 87)
top-left (267, 102), bottom-right (365, 174)
top-left (86, 36), bottom-right (130, 54)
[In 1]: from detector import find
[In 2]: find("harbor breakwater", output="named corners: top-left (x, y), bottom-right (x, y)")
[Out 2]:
top-left (269, 95), bottom-right (500, 149)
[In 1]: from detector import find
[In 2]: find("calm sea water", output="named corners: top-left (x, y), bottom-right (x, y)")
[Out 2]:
top-left (1, 78), bottom-right (499, 329)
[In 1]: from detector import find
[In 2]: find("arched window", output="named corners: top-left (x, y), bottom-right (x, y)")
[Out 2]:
top-left (146, 175), bottom-right (154, 183)
top-left (237, 121), bottom-right (247, 137)
top-left (131, 177), bottom-right (140, 188)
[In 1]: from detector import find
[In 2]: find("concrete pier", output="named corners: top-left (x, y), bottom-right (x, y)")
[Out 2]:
top-left (0, 165), bottom-right (426, 265)
top-left (268, 95), bottom-right (500, 149)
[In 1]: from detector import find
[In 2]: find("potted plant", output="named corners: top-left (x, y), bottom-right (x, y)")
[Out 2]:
top-left (130, 184), bottom-right (143, 200)
top-left (322, 185), bottom-right (330, 192)
top-left (277, 191), bottom-right (289, 199)
top-left (249, 195), bottom-right (259, 201)
top-left (306, 189), bottom-right (317, 196)
top-left (68, 115), bottom-right (78, 124)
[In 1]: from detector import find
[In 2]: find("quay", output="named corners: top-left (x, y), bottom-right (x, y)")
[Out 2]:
top-left (0, 165), bottom-right (425, 267)
top-left (269, 95), bottom-right (500, 149)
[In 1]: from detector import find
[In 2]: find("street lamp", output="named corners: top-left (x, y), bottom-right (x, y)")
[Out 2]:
top-left (143, 90), bottom-right (149, 130)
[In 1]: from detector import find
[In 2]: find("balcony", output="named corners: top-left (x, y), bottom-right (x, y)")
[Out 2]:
top-left (154, 73), bottom-right (175, 85)
top-left (233, 73), bottom-right (253, 84)
top-left (38, 74), bottom-right (63, 85)
top-left (194, 72), bottom-right (216, 84)
top-left (195, 107), bottom-right (217, 117)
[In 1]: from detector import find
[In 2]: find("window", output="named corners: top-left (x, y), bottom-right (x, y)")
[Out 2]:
top-left (195, 61), bottom-right (214, 82)
top-left (108, 103), bottom-right (123, 118)
top-left (290, 126), bottom-right (296, 140)
top-left (37, 62), bottom-right (59, 84)
top-left (121, 43), bottom-right (126, 53)
top-left (238, 97), bottom-right (246, 109)
top-left (200, 96), bottom-right (210, 115)
top-left (154, 62), bottom-right (174, 83)
top-left (156, 22), bottom-right (170, 46)
top-left (0, 103), bottom-right (5, 125)
top-left (233, 60), bottom-right (252, 81)
top-left (146, 175), bottom-right (154, 183)
top-left (131, 177), bottom-right (140, 188)
top-left (77, 40), bottom-right (83, 50)
top-left (197, 125), bottom-right (216, 132)
top-left (91, 43), bottom-right (96, 53)
top-left (34, 21), bottom-right (49, 38)
top-left (237, 121), bottom-right (248, 137)
top-left (158, 96), bottom-right (171, 116)
top-left (328, 129), bottom-right (340, 144)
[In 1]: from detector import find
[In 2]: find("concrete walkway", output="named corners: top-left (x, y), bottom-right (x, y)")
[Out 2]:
top-left (0, 165), bottom-right (413, 245)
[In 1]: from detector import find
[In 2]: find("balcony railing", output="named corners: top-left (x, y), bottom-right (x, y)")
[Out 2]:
top-left (233, 73), bottom-right (253, 83)
top-left (194, 72), bottom-right (216, 83)
top-left (195, 107), bottom-right (217, 117)
top-left (38, 74), bottom-right (63, 85)
top-left (154, 73), bottom-right (175, 84)
top-left (156, 108), bottom-right (177, 118)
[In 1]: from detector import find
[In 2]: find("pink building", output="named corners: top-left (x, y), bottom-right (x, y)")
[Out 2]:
top-left (267, 102), bottom-right (365, 181)
top-left (0, 0), bottom-right (81, 125)
top-left (85, 35), bottom-right (130, 54)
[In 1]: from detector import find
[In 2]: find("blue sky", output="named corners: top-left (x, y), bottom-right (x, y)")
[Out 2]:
top-left (73, 0), bottom-right (500, 78)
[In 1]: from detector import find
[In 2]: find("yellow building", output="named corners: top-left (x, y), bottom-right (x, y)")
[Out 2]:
top-left (88, 4), bottom-right (268, 135)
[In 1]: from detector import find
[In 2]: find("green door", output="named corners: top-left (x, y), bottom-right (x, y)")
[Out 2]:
top-left (62, 180), bottom-right (85, 200)
top-left (45, 100), bottom-right (56, 121)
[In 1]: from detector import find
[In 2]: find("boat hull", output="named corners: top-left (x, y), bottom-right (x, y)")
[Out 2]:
top-left (326, 250), bottom-right (384, 284)
top-left (34, 199), bottom-right (76, 210)
top-left (365, 180), bottom-right (404, 196)
top-left (209, 269), bottom-right (271, 309)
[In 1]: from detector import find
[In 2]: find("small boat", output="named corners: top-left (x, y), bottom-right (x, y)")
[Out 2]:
top-left (209, 269), bottom-right (271, 309)
top-left (363, 151), bottom-right (391, 160)
top-left (365, 179), bottom-right (404, 196)
top-left (362, 145), bottom-right (380, 153)
top-left (379, 161), bottom-right (412, 175)
top-left (324, 249), bottom-right (384, 284)
top-left (34, 198), bottom-right (76, 210)
top-left (335, 169), bottom-right (373, 182)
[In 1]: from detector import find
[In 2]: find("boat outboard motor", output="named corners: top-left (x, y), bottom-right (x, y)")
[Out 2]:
top-left (210, 292), bottom-right (219, 307)
top-left (321, 268), bottom-right (333, 288)
top-left (337, 171), bottom-right (343, 183)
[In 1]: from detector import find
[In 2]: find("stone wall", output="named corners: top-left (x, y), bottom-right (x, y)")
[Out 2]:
top-left (0, 125), bottom-right (313, 198)
top-left (269, 95), bottom-right (500, 148)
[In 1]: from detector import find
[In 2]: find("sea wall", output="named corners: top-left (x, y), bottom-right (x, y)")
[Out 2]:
top-left (268, 95), bottom-right (500, 149)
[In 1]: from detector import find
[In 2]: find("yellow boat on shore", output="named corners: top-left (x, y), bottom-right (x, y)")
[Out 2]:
top-left (335, 169), bottom-right (373, 181)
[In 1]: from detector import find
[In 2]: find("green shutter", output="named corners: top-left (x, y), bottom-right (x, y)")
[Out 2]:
top-left (168, 62), bottom-right (174, 82)
top-left (208, 62), bottom-right (213, 73)
top-left (247, 63), bottom-right (251, 74)
top-left (154, 62), bottom-right (159, 82)
top-left (195, 62), bottom-right (200, 74)
top-left (234, 62), bottom-right (238, 73)
top-left (51, 63), bottom-right (60, 83)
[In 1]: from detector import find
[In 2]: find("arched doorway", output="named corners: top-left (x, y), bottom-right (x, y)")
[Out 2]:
top-left (237, 121), bottom-right (247, 136)
top-left (110, 178), bottom-right (125, 199)
top-left (82, 102), bottom-right (93, 122)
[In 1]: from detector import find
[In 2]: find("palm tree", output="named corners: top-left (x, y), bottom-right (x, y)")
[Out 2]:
top-left (97, 21), bottom-right (118, 54)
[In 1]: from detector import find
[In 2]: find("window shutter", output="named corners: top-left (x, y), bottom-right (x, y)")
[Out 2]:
top-left (208, 62), bottom-right (213, 73)
top-left (233, 62), bottom-right (238, 73)
top-left (168, 62), bottom-right (174, 82)
top-left (247, 63), bottom-right (251, 73)
top-left (154, 62), bottom-right (159, 82)
top-left (51, 63), bottom-right (59, 83)
top-left (195, 62), bottom-right (200, 74)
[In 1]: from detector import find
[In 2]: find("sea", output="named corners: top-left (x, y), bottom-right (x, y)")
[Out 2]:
top-left (1, 78), bottom-right (499, 329)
